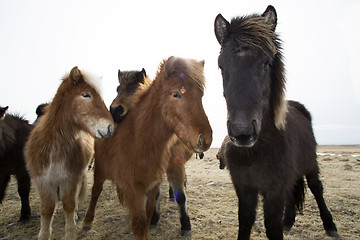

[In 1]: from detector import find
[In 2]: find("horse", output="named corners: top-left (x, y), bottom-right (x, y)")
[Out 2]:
top-left (82, 56), bottom-right (212, 240)
top-left (214, 5), bottom-right (338, 240)
top-left (216, 135), bottom-right (230, 170)
top-left (0, 106), bottom-right (33, 225)
top-left (109, 68), bottom-right (199, 236)
top-left (25, 66), bottom-right (115, 240)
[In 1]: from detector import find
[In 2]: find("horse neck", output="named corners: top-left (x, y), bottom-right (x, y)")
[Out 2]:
top-left (40, 101), bottom-right (79, 143)
top-left (130, 81), bottom-right (173, 156)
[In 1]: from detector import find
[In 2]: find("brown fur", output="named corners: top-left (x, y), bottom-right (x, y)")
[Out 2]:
top-left (82, 57), bottom-right (212, 240)
top-left (25, 66), bottom-right (114, 240)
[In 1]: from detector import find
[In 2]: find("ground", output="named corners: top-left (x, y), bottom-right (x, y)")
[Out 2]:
top-left (0, 145), bottom-right (359, 240)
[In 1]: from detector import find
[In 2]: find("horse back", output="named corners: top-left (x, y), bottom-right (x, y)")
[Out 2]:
top-left (284, 100), bottom-right (317, 175)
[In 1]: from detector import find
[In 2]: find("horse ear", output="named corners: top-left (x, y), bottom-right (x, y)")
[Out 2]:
top-left (136, 68), bottom-right (146, 84)
top-left (199, 60), bottom-right (205, 71)
top-left (70, 66), bottom-right (83, 84)
top-left (141, 68), bottom-right (146, 77)
top-left (165, 56), bottom-right (175, 77)
top-left (118, 69), bottom-right (123, 81)
top-left (0, 106), bottom-right (9, 119)
top-left (214, 14), bottom-right (230, 45)
top-left (138, 68), bottom-right (147, 84)
top-left (262, 5), bottom-right (277, 31)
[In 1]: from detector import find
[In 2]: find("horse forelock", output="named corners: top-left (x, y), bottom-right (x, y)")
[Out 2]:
top-left (229, 15), bottom-right (278, 57)
top-left (80, 69), bottom-right (104, 96)
top-left (62, 69), bottom-right (104, 97)
top-left (160, 57), bottom-right (205, 92)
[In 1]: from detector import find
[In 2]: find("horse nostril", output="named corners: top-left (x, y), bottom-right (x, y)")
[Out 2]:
top-left (108, 124), bottom-right (114, 136)
top-left (198, 134), bottom-right (203, 147)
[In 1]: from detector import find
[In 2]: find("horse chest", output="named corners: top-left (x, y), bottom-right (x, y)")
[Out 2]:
top-left (227, 151), bottom-right (288, 191)
top-left (38, 141), bottom-right (87, 184)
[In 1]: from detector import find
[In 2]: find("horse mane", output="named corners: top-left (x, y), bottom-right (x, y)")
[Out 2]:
top-left (132, 56), bottom-right (205, 108)
top-left (229, 15), bottom-right (288, 130)
top-left (163, 56), bottom-right (205, 92)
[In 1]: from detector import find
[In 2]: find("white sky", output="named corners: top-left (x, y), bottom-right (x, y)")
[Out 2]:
top-left (0, 0), bottom-right (359, 147)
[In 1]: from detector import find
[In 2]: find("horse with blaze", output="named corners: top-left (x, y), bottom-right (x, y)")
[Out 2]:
top-left (214, 5), bottom-right (338, 240)
top-left (82, 56), bottom-right (212, 240)
top-left (25, 67), bottom-right (114, 240)
top-left (109, 69), bottom-right (198, 236)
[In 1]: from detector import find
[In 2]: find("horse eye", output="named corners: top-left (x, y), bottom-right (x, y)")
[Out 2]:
top-left (262, 61), bottom-right (271, 69)
top-left (81, 92), bottom-right (91, 98)
top-left (172, 91), bottom-right (181, 99)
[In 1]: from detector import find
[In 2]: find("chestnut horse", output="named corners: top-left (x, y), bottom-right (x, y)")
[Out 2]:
top-left (0, 106), bottom-right (33, 225)
top-left (82, 57), bottom-right (212, 240)
top-left (25, 67), bottom-right (114, 240)
top-left (215, 5), bottom-right (338, 239)
top-left (109, 69), bottom-right (198, 236)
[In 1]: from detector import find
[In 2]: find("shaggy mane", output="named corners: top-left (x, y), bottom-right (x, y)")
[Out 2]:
top-left (162, 56), bottom-right (205, 92)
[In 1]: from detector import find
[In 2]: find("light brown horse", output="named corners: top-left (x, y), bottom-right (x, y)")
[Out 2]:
top-left (82, 56), bottom-right (212, 240)
top-left (25, 67), bottom-right (114, 240)
top-left (109, 68), bottom-right (197, 236)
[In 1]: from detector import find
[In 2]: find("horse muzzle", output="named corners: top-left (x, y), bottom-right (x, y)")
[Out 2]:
top-left (227, 120), bottom-right (258, 148)
top-left (96, 123), bottom-right (115, 138)
top-left (193, 132), bottom-right (212, 153)
top-left (110, 105), bottom-right (127, 124)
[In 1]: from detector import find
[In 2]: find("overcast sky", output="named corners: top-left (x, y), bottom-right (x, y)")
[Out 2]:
top-left (0, 0), bottom-right (359, 147)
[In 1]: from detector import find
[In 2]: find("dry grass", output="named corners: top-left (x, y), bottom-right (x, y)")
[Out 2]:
top-left (1, 146), bottom-right (359, 239)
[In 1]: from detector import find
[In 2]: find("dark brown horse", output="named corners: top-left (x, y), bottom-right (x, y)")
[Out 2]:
top-left (0, 106), bottom-right (33, 225)
top-left (109, 68), bottom-right (197, 236)
top-left (25, 67), bottom-right (114, 240)
top-left (82, 57), bottom-right (212, 240)
top-left (214, 5), bottom-right (338, 240)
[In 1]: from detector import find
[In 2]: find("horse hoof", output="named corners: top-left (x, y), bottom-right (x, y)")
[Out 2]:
top-left (82, 226), bottom-right (91, 231)
top-left (283, 225), bottom-right (292, 232)
top-left (149, 224), bottom-right (157, 230)
top-left (17, 219), bottom-right (29, 226)
top-left (181, 230), bottom-right (191, 237)
top-left (326, 230), bottom-right (339, 238)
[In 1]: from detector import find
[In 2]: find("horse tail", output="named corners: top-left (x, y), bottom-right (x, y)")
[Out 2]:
top-left (288, 100), bottom-right (312, 122)
top-left (78, 173), bottom-right (87, 204)
top-left (294, 177), bottom-right (306, 212)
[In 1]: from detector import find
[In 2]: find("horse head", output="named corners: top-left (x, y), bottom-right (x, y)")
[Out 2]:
top-left (53, 67), bottom-right (115, 138)
top-left (215, 6), bottom-right (287, 148)
top-left (159, 57), bottom-right (212, 153)
top-left (110, 68), bottom-right (149, 124)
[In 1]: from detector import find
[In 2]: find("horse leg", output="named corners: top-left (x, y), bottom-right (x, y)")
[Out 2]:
top-left (263, 190), bottom-right (285, 240)
top-left (149, 187), bottom-right (161, 228)
top-left (82, 172), bottom-right (105, 230)
top-left (166, 157), bottom-right (191, 236)
top-left (38, 187), bottom-right (56, 240)
top-left (147, 184), bottom-right (161, 228)
top-left (283, 178), bottom-right (305, 231)
top-left (0, 175), bottom-right (11, 203)
top-left (306, 169), bottom-right (338, 238)
top-left (173, 183), bottom-right (191, 236)
top-left (168, 185), bottom-right (174, 200)
top-left (234, 184), bottom-right (258, 240)
top-left (283, 194), bottom-right (296, 232)
top-left (16, 173), bottom-right (31, 225)
top-left (128, 192), bottom-right (148, 240)
top-left (62, 181), bottom-right (78, 240)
